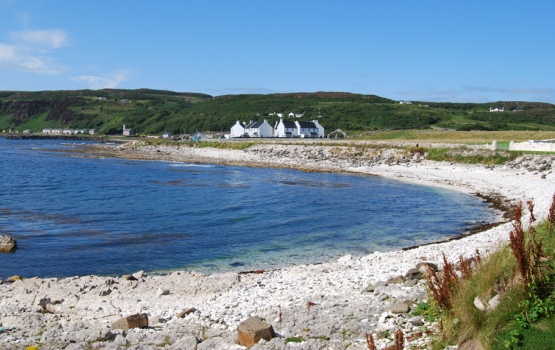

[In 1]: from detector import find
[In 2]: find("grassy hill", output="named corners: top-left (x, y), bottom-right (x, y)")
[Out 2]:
top-left (1, 89), bottom-right (555, 135)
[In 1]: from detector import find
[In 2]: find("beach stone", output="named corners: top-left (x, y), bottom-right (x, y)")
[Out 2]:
top-left (0, 235), bottom-right (17, 252)
top-left (362, 281), bottom-right (386, 293)
top-left (132, 270), bottom-right (145, 280)
top-left (409, 316), bottom-right (425, 327)
top-left (112, 313), bottom-right (148, 331)
top-left (5, 275), bottom-right (21, 283)
top-left (488, 294), bottom-right (501, 310)
top-left (120, 274), bottom-right (137, 281)
top-left (387, 302), bottom-right (410, 314)
top-left (156, 287), bottom-right (170, 296)
top-left (404, 279), bottom-right (418, 287)
top-left (171, 335), bottom-right (199, 349)
top-left (197, 337), bottom-right (229, 350)
top-left (177, 308), bottom-right (197, 318)
top-left (237, 316), bottom-right (275, 348)
top-left (386, 275), bottom-right (405, 284)
top-left (416, 261), bottom-right (438, 272)
top-left (473, 296), bottom-right (487, 311)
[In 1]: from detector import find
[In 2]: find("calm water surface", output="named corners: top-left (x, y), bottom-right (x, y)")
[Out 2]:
top-left (0, 138), bottom-right (498, 278)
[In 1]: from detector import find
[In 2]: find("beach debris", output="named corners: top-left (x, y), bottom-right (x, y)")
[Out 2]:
top-left (112, 313), bottom-right (149, 331)
top-left (237, 316), bottom-right (275, 348)
top-left (177, 307), bottom-right (197, 318)
top-left (0, 235), bottom-right (17, 252)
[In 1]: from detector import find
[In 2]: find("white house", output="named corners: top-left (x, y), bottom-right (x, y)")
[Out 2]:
top-left (296, 120), bottom-right (325, 138)
top-left (244, 120), bottom-right (273, 138)
top-left (230, 120), bottom-right (246, 138)
top-left (162, 131), bottom-right (173, 139)
top-left (489, 107), bottom-right (505, 112)
top-left (288, 112), bottom-right (304, 118)
top-left (274, 118), bottom-right (298, 138)
top-left (399, 101), bottom-right (412, 105)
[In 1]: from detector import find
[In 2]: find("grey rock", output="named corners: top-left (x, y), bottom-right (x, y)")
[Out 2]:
top-left (170, 335), bottom-right (199, 349)
top-left (120, 274), bottom-right (137, 281)
top-left (387, 302), bottom-right (410, 314)
top-left (386, 275), bottom-right (405, 284)
top-left (474, 296), bottom-right (487, 311)
top-left (156, 287), bottom-right (170, 296)
top-left (132, 270), bottom-right (145, 280)
top-left (112, 313), bottom-right (148, 331)
top-left (408, 316), bottom-right (424, 327)
top-left (404, 279), bottom-right (418, 287)
top-left (488, 294), bottom-right (501, 310)
top-left (362, 281), bottom-right (386, 293)
top-left (0, 235), bottom-right (17, 252)
top-left (237, 316), bottom-right (275, 349)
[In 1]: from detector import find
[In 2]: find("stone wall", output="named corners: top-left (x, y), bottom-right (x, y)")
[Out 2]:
top-left (509, 140), bottom-right (555, 152)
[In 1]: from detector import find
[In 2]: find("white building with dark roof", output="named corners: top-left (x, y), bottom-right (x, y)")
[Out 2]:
top-left (274, 118), bottom-right (298, 138)
top-left (244, 119), bottom-right (273, 138)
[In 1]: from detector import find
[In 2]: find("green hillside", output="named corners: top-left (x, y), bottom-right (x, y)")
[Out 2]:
top-left (1, 89), bottom-right (554, 135)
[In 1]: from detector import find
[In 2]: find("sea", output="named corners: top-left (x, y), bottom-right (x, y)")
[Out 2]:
top-left (0, 138), bottom-right (499, 278)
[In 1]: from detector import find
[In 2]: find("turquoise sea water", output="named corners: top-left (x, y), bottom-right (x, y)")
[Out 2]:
top-left (0, 138), bottom-right (497, 278)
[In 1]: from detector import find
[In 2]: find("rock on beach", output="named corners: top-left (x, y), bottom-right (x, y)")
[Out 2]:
top-left (1, 144), bottom-right (554, 349)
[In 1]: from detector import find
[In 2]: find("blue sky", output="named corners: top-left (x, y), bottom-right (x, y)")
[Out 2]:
top-left (1, 0), bottom-right (554, 103)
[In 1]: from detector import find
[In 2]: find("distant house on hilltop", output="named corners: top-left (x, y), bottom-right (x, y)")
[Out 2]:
top-left (489, 107), bottom-right (505, 112)
top-left (399, 100), bottom-right (412, 105)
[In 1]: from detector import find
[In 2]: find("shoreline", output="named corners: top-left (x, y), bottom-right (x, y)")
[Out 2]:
top-left (2, 141), bottom-right (554, 349)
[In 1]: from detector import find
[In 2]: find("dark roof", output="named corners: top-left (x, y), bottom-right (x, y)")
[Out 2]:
top-left (298, 121), bottom-right (317, 128)
top-left (282, 121), bottom-right (297, 128)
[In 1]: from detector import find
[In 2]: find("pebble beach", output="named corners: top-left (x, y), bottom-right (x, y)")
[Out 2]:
top-left (2, 141), bottom-right (555, 350)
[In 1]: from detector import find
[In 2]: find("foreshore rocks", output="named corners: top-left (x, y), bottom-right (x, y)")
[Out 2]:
top-left (2, 143), bottom-right (555, 349)
top-left (0, 235), bottom-right (17, 252)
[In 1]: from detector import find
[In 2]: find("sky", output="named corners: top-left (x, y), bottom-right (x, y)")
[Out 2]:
top-left (1, 0), bottom-right (554, 103)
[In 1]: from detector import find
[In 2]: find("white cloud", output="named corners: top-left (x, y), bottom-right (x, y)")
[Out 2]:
top-left (73, 70), bottom-right (132, 89)
top-left (10, 29), bottom-right (69, 49)
top-left (0, 29), bottom-right (68, 74)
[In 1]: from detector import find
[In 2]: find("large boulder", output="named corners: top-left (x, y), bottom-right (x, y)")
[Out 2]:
top-left (237, 316), bottom-right (275, 348)
top-left (0, 235), bottom-right (17, 252)
top-left (112, 313), bottom-right (148, 331)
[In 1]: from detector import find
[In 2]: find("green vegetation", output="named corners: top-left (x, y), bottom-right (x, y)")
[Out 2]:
top-left (426, 148), bottom-right (519, 165)
top-left (423, 196), bottom-right (555, 349)
top-left (1, 89), bottom-right (555, 135)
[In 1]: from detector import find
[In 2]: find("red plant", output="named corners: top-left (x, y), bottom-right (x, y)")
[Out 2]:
top-left (508, 199), bottom-right (551, 288)
top-left (307, 301), bottom-right (316, 315)
top-left (548, 193), bottom-right (555, 236)
top-left (426, 254), bottom-right (459, 310)
top-left (394, 329), bottom-right (404, 349)
top-left (366, 333), bottom-right (376, 350)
